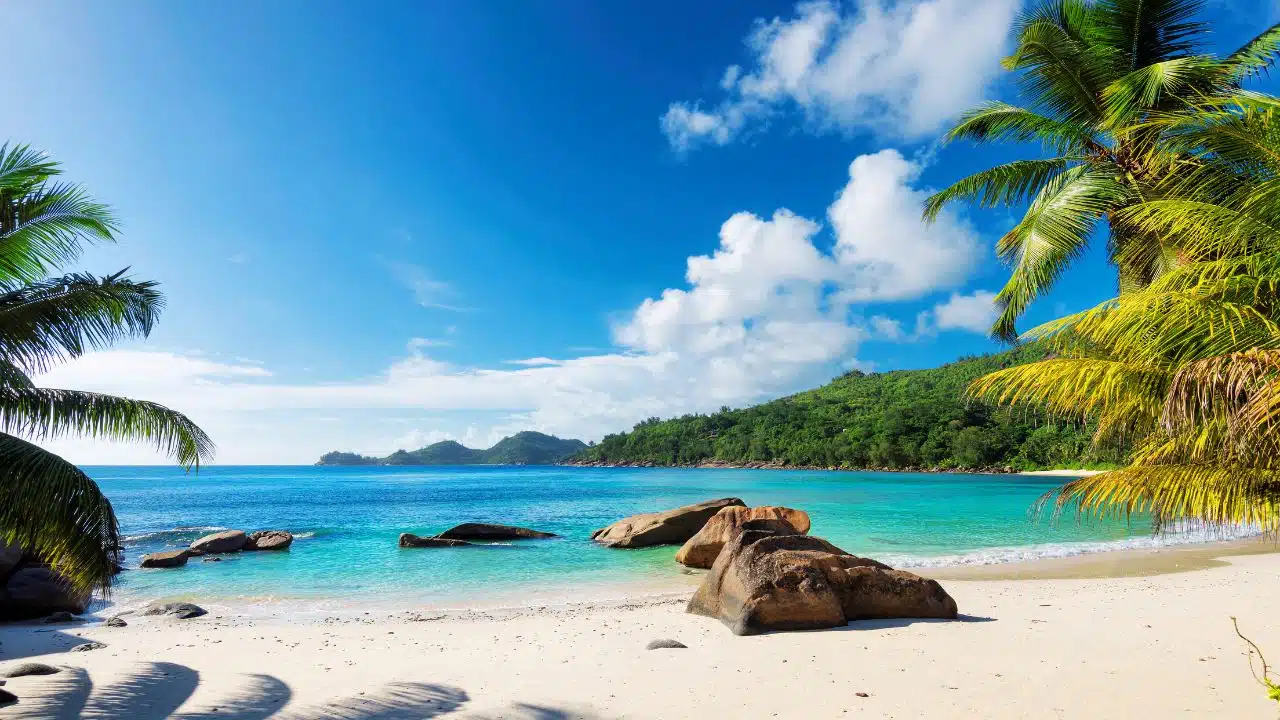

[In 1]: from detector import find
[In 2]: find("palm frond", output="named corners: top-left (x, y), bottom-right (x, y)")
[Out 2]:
top-left (942, 101), bottom-right (1107, 154)
top-left (0, 432), bottom-right (119, 596)
top-left (1225, 23), bottom-right (1280, 83)
top-left (922, 157), bottom-right (1081, 223)
top-left (0, 270), bottom-right (162, 373)
top-left (0, 143), bottom-right (60, 192)
top-left (1094, 0), bottom-right (1208, 70)
top-left (0, 183), bottom-right (117, 284)
top-left (0, 387), bottom-right (213, 468)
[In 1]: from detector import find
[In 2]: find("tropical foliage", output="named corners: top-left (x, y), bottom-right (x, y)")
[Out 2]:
top-left (574, 345), bottom-right (1120, 471)
top-left (924, 0), bottom-right (1280, 341)
top-left (0, 144), bottom-right (212, 597)
top-left (951, 5), bottom-right (1280, 535)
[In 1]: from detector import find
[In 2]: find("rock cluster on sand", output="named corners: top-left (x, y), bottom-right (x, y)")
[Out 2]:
top-left (398, 533), bottom-right (472, 548)
top-left (591, 498), bottom-right (746, 548)
top-left (688, 520), bottom-right (958, 635)
top-left (142, 602), bottom-right (207, 619)
top-left (435, 523), bottom-right (558, 540)
top-left (675, 505), bottom-right (811, 569)
top-left (0, 544), bottom-right (91, 620)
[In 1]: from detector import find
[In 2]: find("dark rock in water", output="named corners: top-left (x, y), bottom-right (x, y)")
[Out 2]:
top-left (43, 611), bottom-right (75, 624)
top-left (106, 616), bottom-right (127, 628)
top-left (202, 556), bottom-right (222, 562)
top-left (1, 567), bottom-right (90, 619)
top-left (592, 498), bottom-right (746, 548)
top-left (190, 530), bottom-right (247, 554)
top-left (435, 523), bottom-right (558, 541)
top-left (140, 549), bottom-right (190, 568)
top-left (0, 688), bottom-right (15, 706)
top-left (245, 530), bottom-right (293, 551)
top-left (688, 524), bottom-right (957, 635)
top-left (399, 533), bottom-right (472, 548)
top-left (645, 638), bottom-right (688, 649)
top-left (2, 662), bottom-right (61, 678)
top-left (676, 506), bottom-right (810, 569)
top-left (70, 642), bottom-right (105, 652)
top-left (143, 602), bottom-right (207, 619)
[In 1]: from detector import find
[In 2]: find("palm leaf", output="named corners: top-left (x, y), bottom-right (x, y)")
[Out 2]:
top-left (0, 432), bottom-right (119, 595)
top-left (1225, 22), bottom-right (1280, 83)
top-left (0, 270), bottom-right (162, 373)
top-left (922, 157), bottom-right (1081, 223)
top-left (0, 183), bottom-right (117, 284)
top-left (0, 387), bottom-right (213, 468)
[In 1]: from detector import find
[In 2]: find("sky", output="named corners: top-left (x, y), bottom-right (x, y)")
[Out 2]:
top-left (1, 0), bottom-right (1276, 464)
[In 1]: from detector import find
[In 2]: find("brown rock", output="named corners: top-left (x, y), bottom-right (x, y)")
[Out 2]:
top-left (591, 498), bottom-right (746, 548)
top-left (245, 530), bottom-right (294, 551)
top-left (675, 506), bottom-right (811, 568)
top-left (435, 523), bottom-right (558, 541)
top-left (398, 533), bottom-right (472, 548)
top-left (688, 525), bottom-right (956, 635)
top-left (140, 550), bottom-right (191, 568)
top-left (1, 662), bottom-right (60, 678)
top-left (190, 530), bottom-right (247, 554)
top-left (1, 567), bottom-right (90, 619)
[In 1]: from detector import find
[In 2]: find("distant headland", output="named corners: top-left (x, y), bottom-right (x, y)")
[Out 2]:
top-left (316, 431), bottom-right (587, 466)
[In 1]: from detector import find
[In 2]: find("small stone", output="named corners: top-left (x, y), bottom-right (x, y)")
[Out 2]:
top-left (70, 642), bottom-right (106, 652)
top-left (43, 611), bottom-right (75, 623)
top-left (645, 639), bottom-right (688, 650)
top-left (2, 662), bottom-right (61, 678)
top-left (106, 616), bottom-right (127, 628)
top-left (0, 688), bottom-right (15, 706)
top-left (142, 602), bottom-right (207, 619)
top-left (856, 693), bottom-right (869, 698)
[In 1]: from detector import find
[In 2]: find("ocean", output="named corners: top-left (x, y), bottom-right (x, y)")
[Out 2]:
top-left (96, 465), bottom-right (1246, 612)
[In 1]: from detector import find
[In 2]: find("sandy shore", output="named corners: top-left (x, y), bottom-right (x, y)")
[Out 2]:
top-left (2, 546), bottom-right (1279, 719)
top-left (1017, 468), bottom-right (1107, 477)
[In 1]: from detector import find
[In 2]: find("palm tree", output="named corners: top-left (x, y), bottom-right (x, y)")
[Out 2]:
top-left (969, 94), bottom-right (1280, 532)
top-left (923, 0), bottom-right (1280, 342)
top-left (0, 144), bottom-right (213, 600)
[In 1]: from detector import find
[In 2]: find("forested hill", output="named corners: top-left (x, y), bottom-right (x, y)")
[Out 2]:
top-left (569, 346), bottom-right (1121, 472)
top-left (317, 431), bottom-right (587, 466)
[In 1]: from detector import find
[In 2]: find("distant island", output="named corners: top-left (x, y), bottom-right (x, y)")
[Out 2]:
top-left (566, 345), bottom-right (1123, 473)
top-left (317, 431), bottom-right (588, 466)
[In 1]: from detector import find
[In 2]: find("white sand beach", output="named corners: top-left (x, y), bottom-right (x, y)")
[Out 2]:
top-left (1017, 469), bottom-right (1108, 477)
top-left (2, 544), bottom-right (1278, 719)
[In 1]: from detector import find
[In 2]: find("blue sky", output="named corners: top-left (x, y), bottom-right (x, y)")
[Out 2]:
top-left (2, 0), bottom-right (1276, 463)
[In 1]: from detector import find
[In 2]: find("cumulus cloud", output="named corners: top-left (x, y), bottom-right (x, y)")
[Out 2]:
top-left (35, 150), bottom-right (985, 464)
top-left (929, 290), bottom-right (999, 333)
top-left (661, 0), bottom-right (1019, 151)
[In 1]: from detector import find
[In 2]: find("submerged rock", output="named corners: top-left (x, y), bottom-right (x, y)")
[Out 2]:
top-left (2, 662), bottom-right (61, 678)
top-left (245, 530), bottom-right (294, 551)
top-left (591, 498), bottom-right (746, 548)
top-left (645, 638), bottom-right (688, 650)
top-left (675, 506), bottom-right (811, 569)
top-left (140, 550), bottom-right (191, 568)
top-left (142, 602), bottom-right (207, 620)
top-left (688, 522), bottom-right (957, 635)
top-left (399, 533), bottom-right (472, 548)
top-left (190, 530), bottom-right (247, 554)
top-left (435, 523), bottom-right (557, 541)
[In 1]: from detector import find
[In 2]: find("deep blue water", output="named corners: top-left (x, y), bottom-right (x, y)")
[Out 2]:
top-left (91, 465), bottom-right (1230, 609)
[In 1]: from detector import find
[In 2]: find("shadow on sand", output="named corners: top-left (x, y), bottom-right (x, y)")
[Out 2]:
top-left (1, 661), bottom-right (607, 719)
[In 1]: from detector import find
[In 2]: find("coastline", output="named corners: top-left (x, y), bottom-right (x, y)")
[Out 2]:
top-left (4, 543), bottom-right (1277, 718)
top-left (561, 459), bottom-right (1113, 475)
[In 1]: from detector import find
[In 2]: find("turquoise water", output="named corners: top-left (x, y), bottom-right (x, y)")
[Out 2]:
top-left (94, 465), bottom-right (1234, 609)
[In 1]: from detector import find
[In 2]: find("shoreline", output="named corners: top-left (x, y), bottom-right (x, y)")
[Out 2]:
top-left (4, 547), bottom-right (1278, 717)
top-left (560, 460), bottom-right (1113, 475)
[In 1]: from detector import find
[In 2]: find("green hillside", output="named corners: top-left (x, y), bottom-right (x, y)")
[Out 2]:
top-left (317, 431), bottom-right (586, 466)
top-left (571, 346), bottom-right (1121, 472)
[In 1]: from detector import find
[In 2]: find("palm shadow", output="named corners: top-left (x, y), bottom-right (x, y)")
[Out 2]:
top-left (0, 625), bottom-right (97, 661)
top-left (0, 662), bottom-right (468, 720)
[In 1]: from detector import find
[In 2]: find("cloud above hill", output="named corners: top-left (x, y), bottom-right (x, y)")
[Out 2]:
top-left (35, 149), bottom-right (988, 463)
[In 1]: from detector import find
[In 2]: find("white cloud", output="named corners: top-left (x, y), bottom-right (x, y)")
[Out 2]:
top-left (34, 150), bottom-right (984, 464)
top-left (661, 0), bottom-right (1019, 151)
top-left (388, 261), bottom-right (467, 311)
top-left (931, 290), bottom-right (998, 332)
